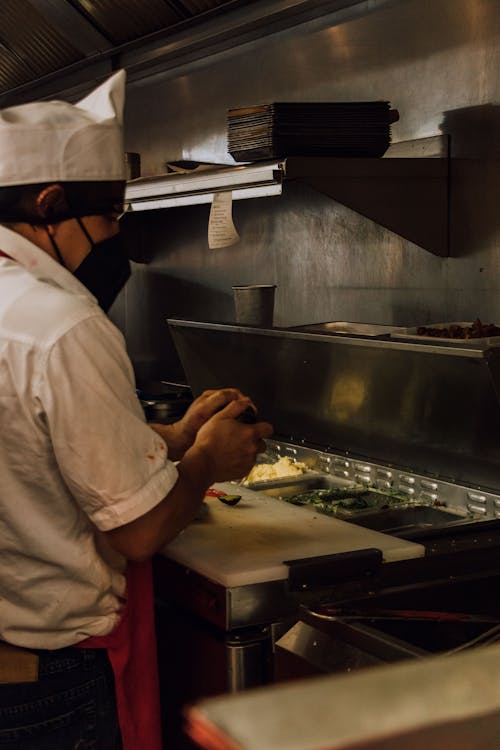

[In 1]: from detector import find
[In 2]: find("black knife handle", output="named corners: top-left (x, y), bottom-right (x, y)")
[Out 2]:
top-left (237, 406), bottom-right (257, 424)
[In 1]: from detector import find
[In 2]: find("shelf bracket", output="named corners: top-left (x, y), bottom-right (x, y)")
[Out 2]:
top-left (283, 136), bottom-right (450, 257)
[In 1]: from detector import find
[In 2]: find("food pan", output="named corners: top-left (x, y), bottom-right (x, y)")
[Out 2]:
top-left (289, 321), bottom-right (402, 337)
top-left (350, 504), bottom-right (466, 535)
top-left (283, 486), bottom-right (407, 518)
top-left (282, 485), bottom-right (468, 533)
top-left (247, 475), bottom-right (469, 534)
top-left (243, 472), bottom-right (357, 498)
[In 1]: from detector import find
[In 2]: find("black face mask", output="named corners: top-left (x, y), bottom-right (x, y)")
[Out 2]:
top-left (48, 218), bottom-right (131, 312)
top-left (73, 231), bottom-right (131, 313)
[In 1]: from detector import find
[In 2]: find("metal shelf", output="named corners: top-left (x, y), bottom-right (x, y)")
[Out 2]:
top-left (124, 136), bottom-right (450, 256)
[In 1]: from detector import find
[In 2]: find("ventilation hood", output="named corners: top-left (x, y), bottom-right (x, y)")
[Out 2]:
top-left (0, 0), bottom-right (398, 105)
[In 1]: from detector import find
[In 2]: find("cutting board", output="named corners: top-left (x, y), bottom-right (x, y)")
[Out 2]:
top-left (161, 483), bottom-right (425, 587)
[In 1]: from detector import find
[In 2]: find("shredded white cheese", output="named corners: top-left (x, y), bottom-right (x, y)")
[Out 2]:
top-left (242, 456), bottom-right (308, 484)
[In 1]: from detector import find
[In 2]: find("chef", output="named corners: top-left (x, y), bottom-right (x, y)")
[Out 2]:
top-left (0, 70), bottom-right (272, 750)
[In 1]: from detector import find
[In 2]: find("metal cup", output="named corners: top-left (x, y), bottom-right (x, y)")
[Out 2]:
top-left (232, 284), bottom-right (276, 326)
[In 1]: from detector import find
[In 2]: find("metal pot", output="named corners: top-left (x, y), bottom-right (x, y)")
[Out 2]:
top-left (136, 381), bottom-right (193, 424)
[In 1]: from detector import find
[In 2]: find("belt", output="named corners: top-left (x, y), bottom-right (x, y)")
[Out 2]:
top-left (0, 641), bottom-right (39, 684)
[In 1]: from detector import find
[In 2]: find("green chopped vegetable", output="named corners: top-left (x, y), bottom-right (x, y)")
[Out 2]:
top-left (286, 488), bottom-right (367, 506)
top-left (285, 488), bottom-right (406, 517)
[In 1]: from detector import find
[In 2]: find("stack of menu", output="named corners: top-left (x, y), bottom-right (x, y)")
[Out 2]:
top-left (227, 102), bottom-right (399, 162)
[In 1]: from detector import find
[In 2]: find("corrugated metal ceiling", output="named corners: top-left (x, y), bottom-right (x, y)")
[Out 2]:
top-left (0, 0), bottom-right (393, 105)
top-left (0, 0), bottom-right (239, 95)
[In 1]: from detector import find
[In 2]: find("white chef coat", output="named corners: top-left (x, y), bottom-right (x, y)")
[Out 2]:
top-left (0, 225), bottom-right (178, 649)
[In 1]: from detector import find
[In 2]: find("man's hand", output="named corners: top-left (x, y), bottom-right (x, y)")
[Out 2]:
top-left (150, 388), bottom-right (256, 460)
top-left (188, 398), bottom-right (273, 483)
top-left (180, 388), bottom-right (256, 441)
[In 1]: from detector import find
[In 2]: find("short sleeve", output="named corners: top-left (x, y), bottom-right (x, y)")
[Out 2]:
top-left (36, 314), bottom-right (178, 531)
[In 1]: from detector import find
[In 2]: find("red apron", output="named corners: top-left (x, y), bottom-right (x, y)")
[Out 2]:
top-left (77, 560), bottom-right (163, 750)
top-left (1, 249), bottom-right (163, 748)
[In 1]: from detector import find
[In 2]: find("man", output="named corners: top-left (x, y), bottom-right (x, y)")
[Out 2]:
top-left (0, 70), bottom-right (272, 749)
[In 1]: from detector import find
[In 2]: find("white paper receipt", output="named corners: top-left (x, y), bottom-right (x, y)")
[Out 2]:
top-left (208, 191), bottom-right (240, 249)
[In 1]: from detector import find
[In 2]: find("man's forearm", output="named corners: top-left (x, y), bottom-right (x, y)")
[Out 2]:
top-left (104, 445), bottom-right (215, 561)
top-left (148, 422), bottom-right (191, 461)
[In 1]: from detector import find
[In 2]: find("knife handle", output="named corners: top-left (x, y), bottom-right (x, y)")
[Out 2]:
top-left (237, 406), bottom-right (257, 424)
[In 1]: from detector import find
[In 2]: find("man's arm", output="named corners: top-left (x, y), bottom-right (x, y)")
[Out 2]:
top-left (105, 398), bottom-right (272, 561)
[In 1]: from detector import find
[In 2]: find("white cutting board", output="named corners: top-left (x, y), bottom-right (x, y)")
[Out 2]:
top-left (161, 483), bottom-right (425, 587)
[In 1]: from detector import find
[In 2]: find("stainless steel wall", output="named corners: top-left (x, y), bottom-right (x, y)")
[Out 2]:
top-left (112, 0), bottom-right (500, 382)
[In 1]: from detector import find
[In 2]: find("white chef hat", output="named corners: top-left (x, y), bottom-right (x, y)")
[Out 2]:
top-left (0, 70), bottom-right (127, 187)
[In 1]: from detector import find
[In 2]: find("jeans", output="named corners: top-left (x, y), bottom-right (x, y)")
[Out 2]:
top-left (0, 646), bottom-right (122, 749)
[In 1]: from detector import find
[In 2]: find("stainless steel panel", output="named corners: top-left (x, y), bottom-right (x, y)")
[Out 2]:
top-left (168, 320), bottom-right (500, 491)
top-left (120, 0), bottom-right (399, 84)
top-left (275, 619), bottom-right (420, 676)
top-left (154, 554), bottom-right (298, 630)
top-left (228, 581), bottom-right (298, 630)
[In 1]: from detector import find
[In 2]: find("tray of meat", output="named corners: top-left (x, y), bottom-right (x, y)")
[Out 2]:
top-left (390, 319), bottom-right (500, 345)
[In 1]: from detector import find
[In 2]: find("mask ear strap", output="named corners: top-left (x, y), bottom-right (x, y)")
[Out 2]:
top-left (76, 217), bottom-right (95, 249)
top-left (44, 226), bottom-right (66, 267)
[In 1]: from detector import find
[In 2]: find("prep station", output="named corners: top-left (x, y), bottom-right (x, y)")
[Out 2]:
top-left (154, 320), bottom-right (500, 748)
top-left (0, 0), bottom-right (498, 748)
